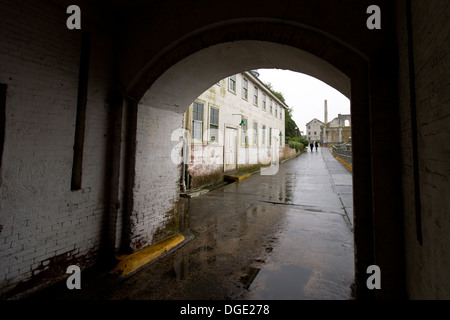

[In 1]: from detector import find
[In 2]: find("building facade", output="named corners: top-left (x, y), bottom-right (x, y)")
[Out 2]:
top-left (306, 118), bottom-right (324, 142)
top-left (306, 114), bottom-right (351, 145)
top-left (323, 114), bottom-right (351, 145)
top-left (183, 71), bottom-right (288, 189)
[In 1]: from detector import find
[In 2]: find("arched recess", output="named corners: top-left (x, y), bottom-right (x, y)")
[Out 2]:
top-left (139, 40), bottom-right (351, 113)
top-left (113, 10), bottom-right (404, 300)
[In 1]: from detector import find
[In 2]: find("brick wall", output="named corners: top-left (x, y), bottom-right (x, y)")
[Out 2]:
top-left (130, 103), bottom-right (183, 251)
top-left (0, 0), bottom-right (115, 297)
top-left (397, 0), bottom-right (450, 298)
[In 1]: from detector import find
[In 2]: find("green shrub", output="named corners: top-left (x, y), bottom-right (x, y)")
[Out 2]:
top-left (289, 136), bottom-right (309, 147)
top-left (288, 141), bottom-right (304, 152)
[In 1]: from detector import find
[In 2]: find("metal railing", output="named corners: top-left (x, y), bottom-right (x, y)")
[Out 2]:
top-left (332, 143), bottom-right (352, 170)
top-left (332, 143), bottom-right (352, 157)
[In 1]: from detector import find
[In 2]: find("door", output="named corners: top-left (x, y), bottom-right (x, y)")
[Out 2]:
top-left (224, 127), bottom-right (237, 172)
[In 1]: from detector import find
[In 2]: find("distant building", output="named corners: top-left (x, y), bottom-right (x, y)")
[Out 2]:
top-left (307, 100), bottom-right (351, 145)
top-left (323, 114), bottom-right (351, 145)
top-left (305, 118), bottom-right (324, 142)
top-left (182, 71), bottom-right (291, 189)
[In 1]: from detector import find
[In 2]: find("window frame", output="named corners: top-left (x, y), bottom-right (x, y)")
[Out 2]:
top-left (262, 93), bottom-right (266, 111)
top-left (269, 127), bottom-right (272, 146)
top-left (192, 101), bottom-right (204, 142)
top-left (262, 124), bottom-right (266, 146)
top-left (253, 121), bottom-right (258, 146)
top-left (242, 77), bottom-right (248, 100)
top-left (229, 75), bottom-right (236, 93)
top-left (209, 105), bottom-right (219, 143)
top-left (253, 85), bottom-right (258, 106)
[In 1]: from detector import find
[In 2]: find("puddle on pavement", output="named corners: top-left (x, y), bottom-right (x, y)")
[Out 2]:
top-left (241, 267), bottom-right (261, 289)
top-left (245, 264), bottom-right (312, 299)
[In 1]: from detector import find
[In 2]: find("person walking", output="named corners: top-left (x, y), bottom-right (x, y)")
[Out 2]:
top-left (315, 141), bottom-right (319, 151)
top-left (310, 141), bottom-right (314, 151)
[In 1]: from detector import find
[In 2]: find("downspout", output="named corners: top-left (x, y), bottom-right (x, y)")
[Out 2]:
top-left (181, 113), bottom-right (188, 192)
top-left (181, 130), bottom-right (187, 192)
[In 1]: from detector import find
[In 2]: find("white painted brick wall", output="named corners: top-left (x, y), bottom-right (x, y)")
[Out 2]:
top-left (184, 73), bottom-right (286, 188)
top-left (130, 103), bottom-right (183, 251)
top-left (187, 73), bottom-right (286, 148)
top-left (0, 0), bottom-right (115, 297)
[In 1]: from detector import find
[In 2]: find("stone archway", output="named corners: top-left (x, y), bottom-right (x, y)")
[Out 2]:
top-left (114, 1), bottom-right (403, 300)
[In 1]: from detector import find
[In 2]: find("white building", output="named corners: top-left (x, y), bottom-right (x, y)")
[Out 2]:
top-left (183, 71), bottom-right (290, 189)
top-left (306, 118), bottom-right (324, 142)
top-left (306, 114), bottom-right (351, 145)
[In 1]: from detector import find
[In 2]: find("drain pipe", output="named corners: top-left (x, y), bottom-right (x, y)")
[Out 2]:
top-left (181, 129), bottom-right (188, 192)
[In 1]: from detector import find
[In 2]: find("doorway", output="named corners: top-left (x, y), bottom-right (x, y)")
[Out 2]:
top-left (224, 126), bottom-right (238, 172)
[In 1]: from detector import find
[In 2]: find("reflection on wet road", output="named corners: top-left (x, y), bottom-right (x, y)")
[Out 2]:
top-left (100, 148), bottom-right (354, 300)
top-left (248, 264), bottom-right (312, 299)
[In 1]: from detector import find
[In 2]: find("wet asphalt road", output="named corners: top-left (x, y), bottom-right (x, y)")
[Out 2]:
top-left (103, 147), bottom-right (354, 300)
top-left (31, 147), bottom-right (354, 300)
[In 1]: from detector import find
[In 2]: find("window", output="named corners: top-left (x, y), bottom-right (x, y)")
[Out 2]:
top-left (262, 93), bottom-right (266, 111)
top-left (209, 106), bottom-right (219, 143)
top-left (275, 103), bottom-right (278, 118)
top-left (269, 98), bottom-right (273, 114)
top-left (253, 122), bottom-right (258, 145)
top-left (229, 75), bottom-right (236, 93)
top-left (280, 108), bottom-right (283, 119)
top-left (269, 127), bottom-right (272, 146)
top-left (241, 117), bottom-right (248, 145)
top-left (262, 125), bottom-right (266, 145)
top-left (192, 101), bottom-right (204, 141)
top-left (242, 78), bottom-right (248, 100)
top-left (253, 86), bottom-right (258, 106)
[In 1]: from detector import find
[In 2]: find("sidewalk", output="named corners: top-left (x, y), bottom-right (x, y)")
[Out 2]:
top-left (321, 148), bottom-right (354, 230)
top-left (29, 147), bottom-right (354, 300)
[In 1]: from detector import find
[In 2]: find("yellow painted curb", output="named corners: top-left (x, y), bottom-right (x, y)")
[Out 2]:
top-left (109, 234), bottom-right (185, 277)
top-left (332, 151), bottom-right (353, 172)
top-left (224, 173), bottom-right (251, 182)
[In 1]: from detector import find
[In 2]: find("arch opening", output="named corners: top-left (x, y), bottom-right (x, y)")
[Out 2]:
top-left (117, 37), bottom-right (374, 299)
top-left (138, 41), bottom-right (351, 115)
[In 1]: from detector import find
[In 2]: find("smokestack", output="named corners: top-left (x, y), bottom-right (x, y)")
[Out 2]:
top-left (324, 99), bottom-right (328, 124)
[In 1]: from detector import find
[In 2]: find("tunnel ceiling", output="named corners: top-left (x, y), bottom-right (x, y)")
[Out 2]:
top-left (108, 0), bottom-right (394, 103)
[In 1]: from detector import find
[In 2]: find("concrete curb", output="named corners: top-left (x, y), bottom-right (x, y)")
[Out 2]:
top-left (331, 150), bottom-right (353, 172)
top-left (109, 234), bottom-right (185, 277)
top-left (224, 172), bottom-right (251, 182)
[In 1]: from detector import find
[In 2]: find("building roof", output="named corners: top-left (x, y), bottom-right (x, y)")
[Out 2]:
top-left (306, 118), bottom-right (324, 125)
top-left (243, 71), bottom-right (289, 110)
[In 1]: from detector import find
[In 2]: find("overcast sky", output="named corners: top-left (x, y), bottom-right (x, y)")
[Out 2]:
top-left (256, 68), bottom-right (350, 134)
